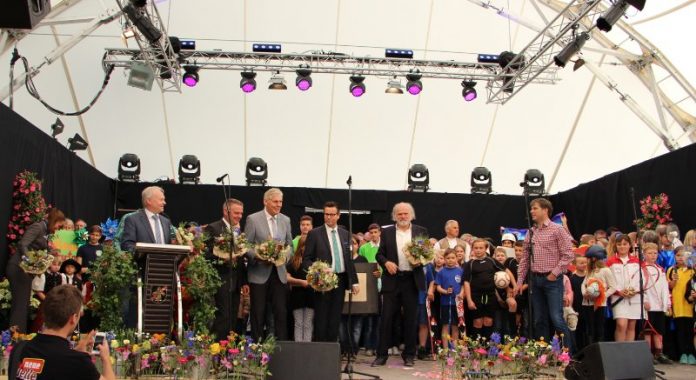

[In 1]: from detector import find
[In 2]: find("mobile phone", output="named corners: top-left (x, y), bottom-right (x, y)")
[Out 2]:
top-left (92, 332), bottom-right (106, 355)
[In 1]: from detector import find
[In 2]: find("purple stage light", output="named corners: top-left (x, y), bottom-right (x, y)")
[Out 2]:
top-left (296, 78), bottom-right (311, 91)
top-left (241, 82), bottom-right (256, 93)
top-left (464, 89), bottom-right (477, 101)
top-left (182, 66), bottom-right (200, 87)
top-left (461, 80), bottom-right (477, 102)
top-left (183, 76), bottom-right (198, 87)
top-left (351, 86), bottom-right (365, 97)
top-left (349, 75), bottom-right (366, 97)
top-left (240, 71), bottom-right (257, 93)
top-left (407, 83), bottom-right (422, 95)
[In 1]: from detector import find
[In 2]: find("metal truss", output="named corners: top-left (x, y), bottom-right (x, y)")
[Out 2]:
top-left (483, 0), bottom-right (603, 104)
top-left (114, 0), bottom-right (181, 92)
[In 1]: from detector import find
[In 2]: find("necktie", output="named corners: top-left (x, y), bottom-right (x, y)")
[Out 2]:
top-left (270, 216), bottom-right (279, 239)
top-left (152, 214), bottom-right (163, 244)
top-left (331, 229), bottom-right (343, 273)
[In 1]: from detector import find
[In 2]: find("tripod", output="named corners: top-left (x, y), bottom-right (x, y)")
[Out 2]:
top-left (342, 175), bottom-right (380, 380)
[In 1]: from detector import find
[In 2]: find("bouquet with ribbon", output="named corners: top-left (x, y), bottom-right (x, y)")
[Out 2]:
top-left (403, 235), bottom-right (435, 266)
top-left (19, 249), bottom-right (54, 275)
top-left (254, 238), bottom-right (290, 266)
top-left (306, 261), bottom-right (339, 292)
top-left (212, 229), bottom-right (249, 261)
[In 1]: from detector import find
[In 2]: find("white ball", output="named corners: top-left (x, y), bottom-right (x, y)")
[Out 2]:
top-left (586, 281), bottom-right (600, 299)
top-left (494, 271), bottom-right (510, 289)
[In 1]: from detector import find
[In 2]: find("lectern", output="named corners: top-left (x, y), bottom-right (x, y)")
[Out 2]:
top-left (134, 243), bottom-right (190, 340)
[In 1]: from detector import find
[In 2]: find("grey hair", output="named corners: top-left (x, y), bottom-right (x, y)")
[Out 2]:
top-left (264, 187), bottom-right (283, 201)
top-left (141, 186), bottom-right (165, 206)
top-left (445, 220), bottom-right (459, 231)
top-left (391, 202), bottom-right (416, 221)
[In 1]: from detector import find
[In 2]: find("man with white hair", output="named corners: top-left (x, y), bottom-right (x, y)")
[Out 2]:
top-left (372, 202), bottom-right (428, 367)
top-left (434, 220), bottom-right (470, 262)
top-left (117, 186), bottom-right (174, 252)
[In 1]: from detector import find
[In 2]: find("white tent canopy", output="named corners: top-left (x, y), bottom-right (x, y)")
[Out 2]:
top-left (2, 0), bottom-right (695, 194)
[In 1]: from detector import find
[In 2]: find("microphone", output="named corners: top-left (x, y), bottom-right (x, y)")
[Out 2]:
top-left (216, 173), bottom-right (229, 183)
top-left (519, 182), bottom-right (526, 187)
top-left (346, 175), bottom-right (352, 186)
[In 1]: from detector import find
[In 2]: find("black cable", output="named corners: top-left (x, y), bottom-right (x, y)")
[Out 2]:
top-left (13, 48), bottom-right (115, 116)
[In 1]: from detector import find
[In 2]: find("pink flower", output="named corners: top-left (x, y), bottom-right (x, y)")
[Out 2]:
top-left (24, 217), bottom-right (30, 222)
top-left (261, 352), bottom-right (269, 365)
top-left (229, 348), bottom-right (240, 355)
top-left (559, 352), bottom-right (570, 365)
top-left (18, 230), bottom-right (23, 234)
top-left (475, 348), bottom-right (487, 355)
top-left (178, 357), bottom-right (188, 364)
top-left (446, 357), bottom-right (455, 366)
top-left (537, 354), bottom-right (547, 365)
top-left (9, 234), bottom-right (16, 240)
top-left (29, 186), bottom-right (35, 192)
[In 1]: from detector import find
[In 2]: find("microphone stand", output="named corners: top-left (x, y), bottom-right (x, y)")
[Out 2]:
top-left (629, 187), bottom-right (645, 335)
top-left (342, 175), bottom-right (380, 380)
top-left (217, 173), bottom-right (237, 337)
top-left (521, 189), bottom-right (535, 341)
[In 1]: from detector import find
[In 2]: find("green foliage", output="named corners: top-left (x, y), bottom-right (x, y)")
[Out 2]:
top-left (89, 245), bottom-right (138, 332)
top-left (184, 255), bottom-right (222, 335)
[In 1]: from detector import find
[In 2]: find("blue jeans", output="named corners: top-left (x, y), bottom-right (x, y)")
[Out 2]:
top-left (530, 274), bottom-right (575, 354)
top-left (362, 314), bottom-right (379, 350)
top-left (339, 315), bottom-right (364, 354)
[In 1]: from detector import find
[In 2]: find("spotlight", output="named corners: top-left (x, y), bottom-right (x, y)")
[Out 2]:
top-left (67, 134), bottom-right (88, 152)
top-left (597, 0), bottom-right (645, 32)
top-left (240, 71), bottom-right (257, 93)
top-left (178, 155), bottom-right (201, 185)
top-left (521, 169), bottom-right (545, 196)
top-left (349, 75), bottom-right (366, 97)
top-left (127, 61), bottom-right (155, 91)
top-left (268, 72), bottom-right (287, 90)
top-left (471, 167), bottom-right (492, 194)
top-left (118, 153), bottom-right (141, 182)
top-left (51, 118), bottom-right (64, 138)
top-left (182, 65), bottom-right (200, 87)
top-left (295, 65), bottom-right (312, 91)
top-left (407, 164), bottom-right (430, 192)
top-left (554, 32), bottom-right (589, 68)
top-left (499, 51), bottom-right (525, 93)
top-left (385, 78), bottom-right (404, 94)
top-left (246, 157), bottom-right (268, 186)
top-left (405, 69), bottom-right (422, 95)
top-left (122, 3), bottom-right (162, 43)
top-left (461, 81), bottom-right (477, 102)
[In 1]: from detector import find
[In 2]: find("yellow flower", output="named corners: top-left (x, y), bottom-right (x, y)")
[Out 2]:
top-left (132, 344), bottom-right (140, 353)
top-left (111, 340), bottom-right (119, 348)
top-left (142, 341), bottom-right (151, 351)
top-left (123, 339), bottom-right (131, 345)
top-left (209, 343), bottom-right (221, 355)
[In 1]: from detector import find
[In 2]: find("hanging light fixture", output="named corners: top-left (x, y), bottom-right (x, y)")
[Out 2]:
top-left (295, 65), bottom-right (312, 91)
top-left (461, 81), bottom-right (477, 102)
top-left (268, 72), bottom-right (287, 90)
top-left (182, 65), bottom-right (200, 87)
top-left (405, 69), bottom-right (422, 95)
top-left (349, 75), bottom-right (366, 97)
top-left (385, 77), bottom-right (404, 94)
top-left (240, 71), bottom-right (257, 93)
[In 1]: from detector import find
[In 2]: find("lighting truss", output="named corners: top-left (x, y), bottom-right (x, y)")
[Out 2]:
top-left (483, 0), bottom-right (604, 104)
top-left (102, 48), bottom-right (560, 100)
top-left (114, 0), bottom-right (181, 92)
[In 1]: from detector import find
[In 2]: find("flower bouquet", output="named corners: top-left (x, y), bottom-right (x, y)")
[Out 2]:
top-left (403, 235), bottom-right (435, 266)
top-left (19, 249), bottom-right (54, 275)
top-left (212, 229), bottom-right (250, 261)
top-left (635, 193), bottom-right (672, 230)
top-left (254, 238), bottom-right (289, 267)
top-left (175, 222), bottom-right (207, 254)
top-left (305, 261), bottom-right (339, 292)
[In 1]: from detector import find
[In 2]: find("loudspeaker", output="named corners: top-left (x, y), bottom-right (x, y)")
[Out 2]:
top-left (565, 341), bottom-right (655, 380)
top-left (0, 0), bottom-right (51, 29)
top-left (268, 341), bottom-right (340, 380)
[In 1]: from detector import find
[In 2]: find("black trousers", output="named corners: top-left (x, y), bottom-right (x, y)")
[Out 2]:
top-left (250, 268), bottom-right (288, 341)
top-left (377, 273), bottom-right (418, 358)
top-left (6, 253), bottom-right (33, 332)
top-left (212, 273), bottom-right (242, 339)
top-left (313, 273), bottom-right (347, 342)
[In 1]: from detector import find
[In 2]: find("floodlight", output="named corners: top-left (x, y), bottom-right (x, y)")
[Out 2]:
top-left (178, 155), bottom-right (201, 185)
top-left (67, 134), bottom-right (88, 152)
top-left (597, 0), bottom-right (645, 32)
top-left (349, 75), bottom-right (366, 97)
top-left (405, 69), bottom-right (422, 95)
top-left (268, 72), bottom-right (287, 90)
top-left (521, 169), bottom-right (545, 196)
top-left (127, 61), bottom-right (155, 91)
top-left (51, 118), bottom-right (64, 138)
top-left (295, 65), bottom-right (312, 91)
top-left (246, 157), bottom-right (268, 186)
top-left (118, 153), bottom-right (141, 182)
top-left (499, 51), bottom-right (525, 93)
top-left (554, 32), bottom-right (589, 68)
top-left (462, 81), bottom-right (477, 102)
top-left (407, 164), bottom-right (429, 192)
top-left (182, 65), bottom-right (200, 87)
top-left (240, 71), bottom-right (257, 93)
top-left (471, 167), bottom-right (492, 194)
top-left (122, 3), bottom-right (162, 43)
top-left (385, 78), bottom-right (404, 94)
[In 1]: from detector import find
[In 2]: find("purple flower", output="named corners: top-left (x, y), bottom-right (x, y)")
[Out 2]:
top-left (518, 336), bottom-right (527, 344)
top-left (490, 332), bottom-right (501, 344)
top-left (488, 346), bottom-right (499, 357)
top-left (551, 336), bottom-right (561, 354)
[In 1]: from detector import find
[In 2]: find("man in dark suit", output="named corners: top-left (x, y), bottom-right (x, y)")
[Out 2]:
top-left (244, 188), bottom-right (293, 341)
top-left (204, 198), bottom-right (249, 339)
top-left (302, 201), bottom-right (359, 342)
top-left (117, 186), bottom-right (174, 252)
top-left (115, 186), bottom-right (174, 328)
top-left (372, 202), bottom-right (428, 367)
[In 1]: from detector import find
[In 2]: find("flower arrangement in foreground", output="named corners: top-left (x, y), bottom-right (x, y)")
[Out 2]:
top-left (88, 245), bottom-right (138, 331)
top-left (183, 254), bottom-right (222, 334)
top-left (305, 261), bottom-right (339, 292)
top-left (254, 238), bottom-right (289, 266)
top-left (635, 193), bottom-right (672, 230)
top-left (7, 170), bottom-right (48, 255)
top-left (403, 235), bottom-right (435, 266)
top-left (19, 250), bottom-right (54, 275)
top-left (437, 333), bottom-right (571, 379)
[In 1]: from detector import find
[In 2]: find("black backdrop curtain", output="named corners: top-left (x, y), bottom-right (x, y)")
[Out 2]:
top-left (2, 102), bottom-right (696, 277)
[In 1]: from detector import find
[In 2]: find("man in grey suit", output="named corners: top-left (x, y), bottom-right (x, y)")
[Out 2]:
top-left (117, 186), bottom-right (174, 253)
top-left (244, 188), bottom-right (292, 340)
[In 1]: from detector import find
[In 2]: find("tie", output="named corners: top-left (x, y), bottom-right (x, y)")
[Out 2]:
top-left (270, 216), bottom-right (279, 239)
top-left (152, 214), bottom-right (163, 244)
top-left (331, 229), bottom-right (343, 273)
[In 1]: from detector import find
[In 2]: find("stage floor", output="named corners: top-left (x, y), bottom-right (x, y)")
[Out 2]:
top-left (342, 351), bottom-right (695, 380)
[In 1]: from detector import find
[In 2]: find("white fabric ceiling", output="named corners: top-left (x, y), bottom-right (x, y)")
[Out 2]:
top-left (2, 0), bottom-right (695, 194)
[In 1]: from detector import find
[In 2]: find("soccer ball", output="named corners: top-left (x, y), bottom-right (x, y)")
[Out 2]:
top-left (494, 271), bottom-right (510, 289)
top-left (586, 281), bottom-right (600, 300)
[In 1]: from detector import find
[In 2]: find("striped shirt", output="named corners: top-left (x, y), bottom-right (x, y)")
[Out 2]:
top-left (517, 219), bottom-right (574, 285)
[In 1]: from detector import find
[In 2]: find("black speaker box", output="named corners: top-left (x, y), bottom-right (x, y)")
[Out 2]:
top-left (268, 341), bottom-right (341, 380)
top-left (0, 0), bottom-right (51, 30)
top-left (565, 341), bottom-right (655, 380)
